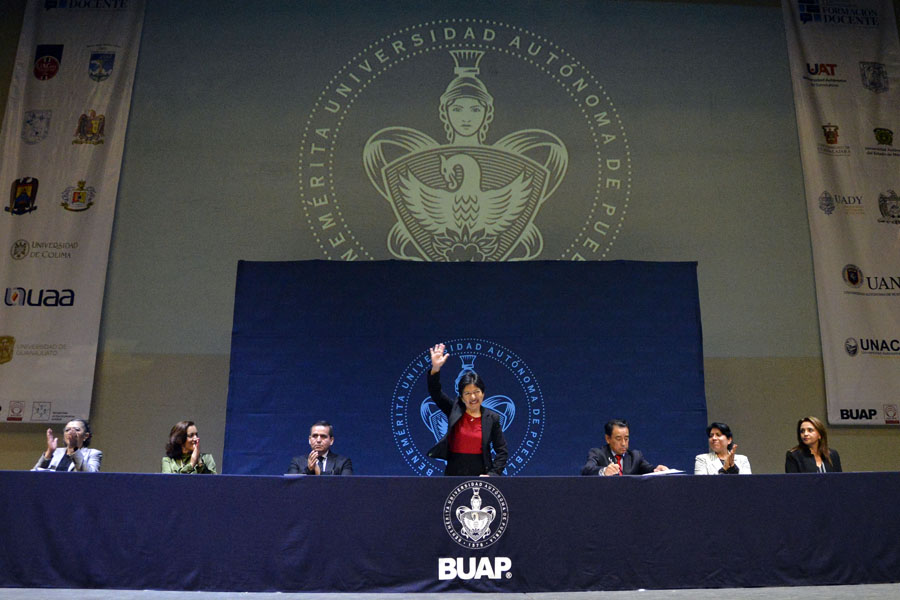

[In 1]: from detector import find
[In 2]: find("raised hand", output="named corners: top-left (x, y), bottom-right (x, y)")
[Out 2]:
top-left (45, 428), bottom-right (58, 459)
top-left (307, 449), bottom-right (321, 475)
top-left (429, 343), bottom-right (449, 373)
top-left (723, 444), bottom-right (737, 470)
top-left (190, 437), bottom-right (201, 467)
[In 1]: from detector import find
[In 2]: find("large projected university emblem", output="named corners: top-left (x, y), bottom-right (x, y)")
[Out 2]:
top-left (391, 338), bottom-right (544, 476)
top-left (299, 19), bottom-right (631, 262)
top-left (364, 50), bottom-right (566, 261)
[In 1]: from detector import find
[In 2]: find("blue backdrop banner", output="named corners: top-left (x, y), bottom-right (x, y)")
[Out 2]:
top-left (224, 260), bottom-right (707, 475)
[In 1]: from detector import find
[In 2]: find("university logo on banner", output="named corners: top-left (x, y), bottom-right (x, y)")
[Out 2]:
top-left (391, 338), bottom-right (544, 476)
top-left (73, 110), bottom-right (105, 145)
top-left (88, 44), bottom-right (117, 81)
top-left (794, 0), bottom-right (882, 27)
top-left (877, 190), bottom-right (900, 224)
top-left (33, 44), bottom-right (62, 80)
top-left (22, 110), bottom-right (51, 144)
top-left (6, 178), bottom-right (39, 215)
top-left (299, 20), bottom-right (632, 262)
top-left (60, 180), bottom-right (95, 211)
top-left (859, 61), bottom-right (889, 92)
top-left (0, 336), bottom-right (14, 365)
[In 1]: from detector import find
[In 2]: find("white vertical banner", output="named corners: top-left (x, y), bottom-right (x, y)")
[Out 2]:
top-left (782, 0), bottom-right (900, 426)
top-left (0, 0), bottom-right (145, 423)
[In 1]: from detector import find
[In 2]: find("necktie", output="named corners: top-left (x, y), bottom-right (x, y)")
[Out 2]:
top-left (318, 456), bottom-right (326, 474)
top-left (55, 453), bottom-right (73, 471)
top-left (615, 454), bottom-right (623, 475)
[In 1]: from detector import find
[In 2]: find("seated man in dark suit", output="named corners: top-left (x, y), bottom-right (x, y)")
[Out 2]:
top-left (581, 419), bottom-right (668, 476)
top-left (287, 420), bottom-right (353, 475)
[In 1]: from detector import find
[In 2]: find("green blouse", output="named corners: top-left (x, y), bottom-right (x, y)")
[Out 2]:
top-left (161, 453), bottom-right (217, 474)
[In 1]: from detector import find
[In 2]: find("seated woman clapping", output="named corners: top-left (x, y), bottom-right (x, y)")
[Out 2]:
top-left (161, 420), bottom-right (217, 474)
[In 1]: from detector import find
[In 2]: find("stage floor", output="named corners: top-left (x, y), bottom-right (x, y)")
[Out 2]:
top-left (1, 586), bottom-right (899, 600)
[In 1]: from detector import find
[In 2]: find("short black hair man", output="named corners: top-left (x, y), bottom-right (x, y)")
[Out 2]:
top-left (581, 419), bottom-right (668, 476)
top-left (287, 420), bottom-right (353, 475)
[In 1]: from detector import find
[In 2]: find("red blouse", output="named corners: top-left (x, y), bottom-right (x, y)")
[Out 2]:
top-left (449, 413), bottom-right (482, 454)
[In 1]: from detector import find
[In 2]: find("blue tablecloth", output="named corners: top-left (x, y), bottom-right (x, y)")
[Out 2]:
top-left (1, 471), bottom-right (897, 592)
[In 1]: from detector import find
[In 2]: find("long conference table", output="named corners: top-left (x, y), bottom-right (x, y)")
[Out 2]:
top-left (1, 470), bottom-right (898, 593)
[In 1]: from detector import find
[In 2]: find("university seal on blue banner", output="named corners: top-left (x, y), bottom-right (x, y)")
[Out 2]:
top-left (391, 338), bottom-right (544, 476)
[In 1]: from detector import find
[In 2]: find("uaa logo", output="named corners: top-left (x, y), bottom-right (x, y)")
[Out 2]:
top-left (391, 338), bottom-right (545, 476)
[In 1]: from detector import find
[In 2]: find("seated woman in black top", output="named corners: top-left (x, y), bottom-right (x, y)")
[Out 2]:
top-left (426, 343), bottom-right (508, 476)
top-left (785, 415), bottom-right (842, 473)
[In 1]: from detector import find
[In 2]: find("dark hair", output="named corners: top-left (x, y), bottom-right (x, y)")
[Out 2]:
top-left (67, 419), bottom-right (92, 447)
top-left (310, 420), bottom-right (333, 438)
top-left (605, 419), bottom-right (629, 436)
top-left (456, 371), bottom-right (486, 398)
top-left (792, 416), bottom-right (832, 464)
top-left (706, 422), bottom-right (733, 439)
top-left (165, 420), bottom-right (195, 459)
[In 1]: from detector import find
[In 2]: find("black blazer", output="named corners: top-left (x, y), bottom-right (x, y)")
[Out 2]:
top-left (785, 447), bottom-right (842, 473)
top-left (425, 370), bottom-right (508, 476)
top-left (287, 452), bottom-right (353, 475)
top-left (581, 445), bottom-right (656, 476)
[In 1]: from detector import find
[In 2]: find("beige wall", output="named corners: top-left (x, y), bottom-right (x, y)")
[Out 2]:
top-left (1, 0), bottom-right (898, 475)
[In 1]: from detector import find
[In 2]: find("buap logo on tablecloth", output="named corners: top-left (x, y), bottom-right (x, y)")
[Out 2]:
top-left (391, 338), bottom-right (544, 476)
top-left (299, 19), bottom-right (631, 262)
top-left (438, 479), bottom-right (511, 580)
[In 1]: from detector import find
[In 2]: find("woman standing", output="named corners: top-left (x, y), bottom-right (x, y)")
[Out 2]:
top-left (162, 421), bottom-right (217, 474)
top-left (785, 416), bottom-right (842, 473)
top-left (426, 343), bottom-right (508, 476)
